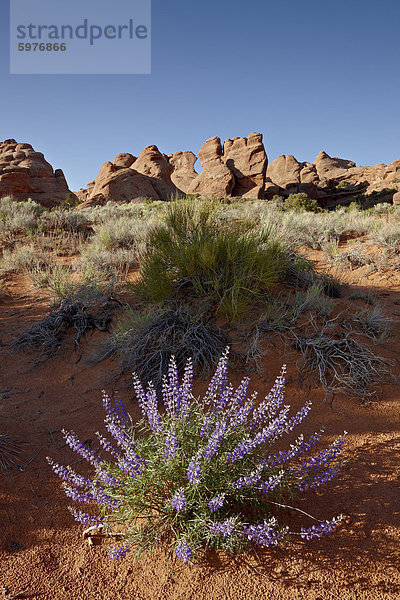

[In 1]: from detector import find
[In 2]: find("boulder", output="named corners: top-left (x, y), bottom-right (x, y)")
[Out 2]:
top-left (266, 155), bottom-right (302, 193)
top-left (187, 137), bottom-right (235, 197)
top-left (313, 151), bottom-right (356, 183)
top-left (131, 145), bottom-right (179, 200)
top-left (113, 153), bottom-right (136, 168)
top-left (169, 151), bottom-right (198, 194)
top-left (392, 191), bottom-right (400, 205)
top-left (85, 160), bottom-right (160, 205)
top-left (0, 138), bottom-right (74, 207)
top-left (223, 132), bottom-right (267, 198)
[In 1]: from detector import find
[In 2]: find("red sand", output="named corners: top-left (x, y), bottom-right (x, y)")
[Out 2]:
top-left (1, 259), bottom-right (400, 600)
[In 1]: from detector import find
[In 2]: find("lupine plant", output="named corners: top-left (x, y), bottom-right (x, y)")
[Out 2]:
top-left (48, 348), bottom-right (346, 563)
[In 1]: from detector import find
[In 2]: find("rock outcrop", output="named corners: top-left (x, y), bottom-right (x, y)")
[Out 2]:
top-left (169, 151), bottom-right (198, 194)
top-left (187, 137), bottom-right (235, 198)
top-left (266, 155), bottom-right (318, 199)
top-left (4, 136), bottom-right (397, 209)
top-left (222, 133), bottom-right (267, 198)
top-left (0, 139), bottom-right (74, 208)
top-left (78, 145), bottom-right (180, 207)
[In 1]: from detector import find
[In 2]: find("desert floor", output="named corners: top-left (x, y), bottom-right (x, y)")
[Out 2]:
top-left (1, 245), bottom-right (400, 600)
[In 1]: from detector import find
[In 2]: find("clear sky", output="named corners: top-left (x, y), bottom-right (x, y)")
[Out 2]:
top-left (1, 0), bottom-right (399, 191)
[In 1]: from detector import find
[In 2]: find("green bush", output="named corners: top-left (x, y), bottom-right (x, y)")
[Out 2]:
top-left (133, 199), bottom-right (289, 321)
top-left (284, 194), bottom-right (321, 213)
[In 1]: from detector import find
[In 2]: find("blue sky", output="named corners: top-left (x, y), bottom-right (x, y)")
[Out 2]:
top-left (1, 0), bottom-right (399, 191)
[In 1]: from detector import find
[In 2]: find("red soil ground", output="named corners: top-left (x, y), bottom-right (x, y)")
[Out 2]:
top-left (1, 255), bottom-right (400, 600)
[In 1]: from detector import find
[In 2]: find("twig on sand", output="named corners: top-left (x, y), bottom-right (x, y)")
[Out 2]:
top-left (2, 588), bottom-right (29, 600)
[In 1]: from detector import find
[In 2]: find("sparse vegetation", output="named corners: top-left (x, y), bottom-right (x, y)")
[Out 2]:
top-left (50, 352), bottom-right (346, 563)
top-left (132, 199), bottom-right (290, 321)
top-left (94, 305), bottom-right (227, 388)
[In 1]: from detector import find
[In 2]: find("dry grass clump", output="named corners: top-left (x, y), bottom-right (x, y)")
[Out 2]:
top-left (352, 305), bottom-right (393, 340)
top-left (0, 244), bottom-right (36, 274)
top-left (295, 325), bottom-right (391, 402)
top-left (11, 282), bottom-right (117, 360)
top-left (0, 432), bottom-right (24, 471)
top-left (0, 196), bottom-right (44, 233)
top-left (95, 304), bottom-right (227, 389)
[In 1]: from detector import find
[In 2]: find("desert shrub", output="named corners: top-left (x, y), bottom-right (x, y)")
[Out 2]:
top-left (0, 197), bottom-right (44, 232)
top-left (95, 305), bottom-right (227, 388)
top-left (283, 194), bottom-right (321, 213)
top-left (133, 199), bottom-right (289, 321)
top-left (371, 221), bottom-right (400, 249)
top-left (295, 284), bottom-right (335, 319)
top-left (0, 244), bottom-right (36, 273)
top-left (295, 329), bottom-right (390, 401)
top-left (353, 305), bottom-right (392, 340)
top-left (284, 254), bottom-right (316, 288)
top-left (318, 273), bottom-right (342, 298)
top-left (348, 290), bottom-right (376, 305)
top-left (49, 351), bottom-right (345, 563)
top-left (79, 216), bottom-right (153, 276)
top-left (11, 282), bottom-right (116, 359)
top-left (44, 208), bottom-right (88, 232)
top-left (26, 263), bottom-right (77, 299)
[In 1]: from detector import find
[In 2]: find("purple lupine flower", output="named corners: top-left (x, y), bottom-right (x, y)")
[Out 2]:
top-left (241, 519), bottom-right (287, 546)
top-left (227, 394), bottom-right (256, 432)
top-left (117, 455), bottom-right (145, 479)
top-left (94, 467), bottom-right (120, 488)
top-left (251, 366), bottom-right (286, 427)
top-left (259, 470), bottom-right (285, 493)
top-left (171, 487), bottom-right (186, 511)
top-left (294, 433), bottom-right (347, 492)
top-left (268, 430), bottom-right (323, 467)
top-left (226, 437), bottom-right (253, 464)
top-left (62, 483), bottom-right (92, 503)
top-left (203, 420), bottom-right (228, 460)
top-left (108, 544), bottom-right (131, 559)
top-left (180, 357), bottom-right (193, 417)
top-left (47, 458), bottom-right (94, 489)
top-left (209, 519), bottom-right (236, 537)
top-left (233, 464), bottom-right (264, 489)
top-left (210, 382), bottom-right (233, 416)
top-left (62, 429), bottom-right (101, 467)
top-left (164, 430), bottom-right (177, 460)
top-left (229, 377), bottom-right (250, 408)
top-left (284, 401), bottom-right (312, 433)
top-left (208, 494), bottom-right (225, 513)
top-left (162, 355), bottom-right (182, 417)
top-left (89, 486), bottom-right (119, 511)
top-left (144, 381), bottom-right (163, 432)
top-left (187, 457), bottom-right (201, 484)
top-left (132, 374), bottom-right (149, 420)
top-left (104, 414), bottom-right (132, 449)
top-left (175, 539), bottom-right (192, 562)
top-left (102, 392), bottom-right (130, 429)
top-left (203, 347), bottom-right (230, 407)
top-left (68, 507), bottom-right (103, 526)
top-left (227, 406), bottom-right (291, 463)
top-left (113, 398), bottom-right (131, 428)
top-left (300, 515), bottom-right (343, 540)
top-left (95, 432), bottom-right (122, 459)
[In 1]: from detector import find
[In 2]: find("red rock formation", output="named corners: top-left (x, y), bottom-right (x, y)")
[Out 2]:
top-left (0, 139), bottom-right (74, 208)
top-left (169, 151), bottom-right (198, 194)
top-left (187, 137), bottom-right (235, 197)
top-left (222, 133), bottom-right (267, 198)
